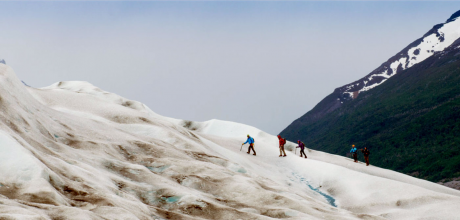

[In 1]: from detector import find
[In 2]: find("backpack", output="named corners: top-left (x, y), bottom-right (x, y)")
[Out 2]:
top-left (283, 138), bottom-right (287, 145)
top-left (364, 149), bottom-right (370, 156)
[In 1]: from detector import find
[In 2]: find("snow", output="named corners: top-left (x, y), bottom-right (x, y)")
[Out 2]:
top-left (0, 131), bottom-right (46, 184)
top-left (343, 91), bottom-right (354, 99)
top-left (0, 63), bottom-right (460, 219)
top-left (407, 18), bottom-right (460, 68)
top-left (360, 78), bottom-right (388, 92)
top-left (368, 69), bottom-right (388, 81)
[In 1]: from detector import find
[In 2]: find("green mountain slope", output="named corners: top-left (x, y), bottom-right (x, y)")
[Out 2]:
top-left (281, 39), bottom-right (460, 183)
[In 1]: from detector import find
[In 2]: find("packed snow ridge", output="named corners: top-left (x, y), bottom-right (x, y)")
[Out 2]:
top-left (342, 13), bottom-right (460, 99)
top-left (1, 63), bottom-right (460, 219)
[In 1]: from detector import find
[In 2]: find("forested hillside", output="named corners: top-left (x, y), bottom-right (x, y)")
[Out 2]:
top-left (281, 39), bottom-right (460, 184)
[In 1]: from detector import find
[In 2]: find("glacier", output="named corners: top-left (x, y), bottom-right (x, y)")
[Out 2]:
top-left (0, 63), bottom-right (460, 219)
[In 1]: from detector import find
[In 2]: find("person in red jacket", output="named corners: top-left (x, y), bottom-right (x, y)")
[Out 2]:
top-left (277, 135), bottom-right (287, 157)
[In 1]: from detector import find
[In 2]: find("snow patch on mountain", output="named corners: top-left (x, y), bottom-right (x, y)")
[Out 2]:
top-left (341, 13), bottom-right (460, 99)
top-left (407, 17), bottom-right (460, 68)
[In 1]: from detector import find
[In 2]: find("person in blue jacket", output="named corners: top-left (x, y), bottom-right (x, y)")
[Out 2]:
top-left (242, 134), bottom-right (256, 156)
top-left (350, 145), bottom-right (358, 162)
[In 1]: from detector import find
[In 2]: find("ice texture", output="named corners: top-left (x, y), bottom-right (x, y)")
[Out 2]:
top-left (0, 63), bottom-right (459, 219)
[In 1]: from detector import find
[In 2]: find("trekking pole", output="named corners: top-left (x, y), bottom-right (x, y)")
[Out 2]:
top-left (240, 144), bottom-right (243, 151)
top-left (295, 147), bottom-right (297, 155)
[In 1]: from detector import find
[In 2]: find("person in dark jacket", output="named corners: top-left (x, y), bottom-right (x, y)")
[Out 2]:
top-left (242, 135), bottom-right (256, 156)
top-left (277, 135), bottom-right (287, 157)
top-left (360, 147), bottom-right (370, 166)
top-left (350, 145), bottom-right (358, 162)
top-left (297, 140), bottom-right (307, 158)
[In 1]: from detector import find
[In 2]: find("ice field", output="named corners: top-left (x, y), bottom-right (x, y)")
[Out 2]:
top-left (0, 63), bottom-right (459, 219)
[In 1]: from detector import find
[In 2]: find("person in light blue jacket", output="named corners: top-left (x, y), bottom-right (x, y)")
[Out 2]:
top-left (242, 135), bottom-right (256, 156)
top-left (350, 145), bottom-right (358, 162)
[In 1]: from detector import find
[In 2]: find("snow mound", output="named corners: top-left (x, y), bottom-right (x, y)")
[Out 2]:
top-left (0, 63), bottom-right (459, 219)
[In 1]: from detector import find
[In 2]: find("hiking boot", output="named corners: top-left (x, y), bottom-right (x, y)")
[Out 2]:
top-left (247, 152), bottom-right (250, 154)
top-left (253, 153), bottom-right (256, 156)
top-left (283, 155), bottom-right (286, 157)
top-left (279, 155), bottom-right (282, 157)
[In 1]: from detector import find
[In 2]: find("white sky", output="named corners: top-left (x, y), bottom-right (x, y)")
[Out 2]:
top-left (1, 1), bottom-right (459, 134)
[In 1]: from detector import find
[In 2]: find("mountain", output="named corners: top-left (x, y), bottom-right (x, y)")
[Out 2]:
top-left (282, 10), bottom-right (460, 129)
top-left (2, 63), bottom-right (460, 219)
top-left (280, 11), bottom-right (460, 187)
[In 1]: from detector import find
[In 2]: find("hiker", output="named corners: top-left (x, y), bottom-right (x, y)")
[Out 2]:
top-left (350, 145), bottom-right (358, 163)
top-left (242, 135), bottom-right (256, 156)
top-left (360, 147), bottom-right (370, 166)
top-left (277, 135), bottom-right (287, 157)
top-left (297, 140), bottom-right (307, 158)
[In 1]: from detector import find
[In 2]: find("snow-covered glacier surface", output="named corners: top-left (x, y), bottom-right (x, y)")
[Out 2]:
top-left (1, 63), bottom-right (460, 219)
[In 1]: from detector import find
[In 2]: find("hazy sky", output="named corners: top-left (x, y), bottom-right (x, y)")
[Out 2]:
top-left (1, 1), bottom-right (459, 135)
